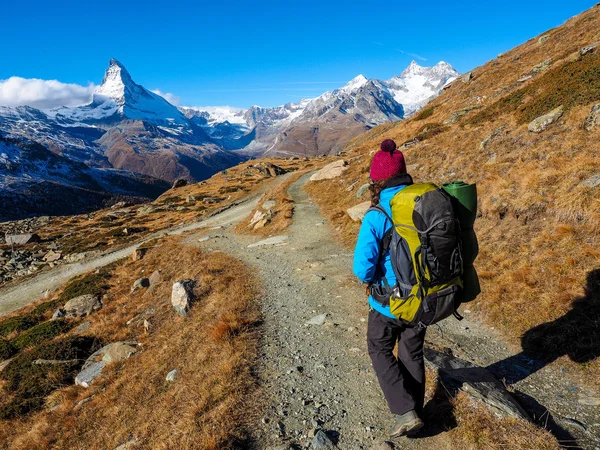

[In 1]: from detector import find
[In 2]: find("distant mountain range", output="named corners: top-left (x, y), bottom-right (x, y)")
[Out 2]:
top-left (0, 58), bottom-right (459, 219)
top-left (183, 61), bottom-right (459, 156)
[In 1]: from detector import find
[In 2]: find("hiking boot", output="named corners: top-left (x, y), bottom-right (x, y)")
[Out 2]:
top-left (389, 410), bottom-right (424, 438)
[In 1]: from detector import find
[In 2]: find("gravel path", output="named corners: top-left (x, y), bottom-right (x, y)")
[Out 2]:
top-left (190, 172), bottom-right (599, 449)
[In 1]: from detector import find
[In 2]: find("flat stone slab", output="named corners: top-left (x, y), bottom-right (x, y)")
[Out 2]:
top-left (5, 233), bottom-right (41, 246)
top-left (75, 361), bottom-right (106, 388)
top-left (306, 313), bottom-right (328, 326)
top-left (248, 235), bottom-right (289, 248)
top-left (424, 348), bottom-right (529, 421)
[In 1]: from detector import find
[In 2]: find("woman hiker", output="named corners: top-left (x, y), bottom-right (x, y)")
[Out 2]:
top-left (353, 139), bottom-right (425, 437)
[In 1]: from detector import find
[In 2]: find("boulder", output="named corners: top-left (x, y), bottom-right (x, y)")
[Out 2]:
top-left (171, 280), bottom-right (195, 316)
top-left (444, 106), bottom-right (481, 124)
top-left (580, 41), bottom-right (600, 56)
top-left (166, 369), bottom-right (179, 382)
top-left (101, 342), bottom-right (137, 364)
top-left (538, 34), bottom-right (550, 44)
top-left (584, 103), bottom-right (600, 131)
top-left (528, 106), bottom-right (563, 133)
top-left (114, 439), bottom-right (138, 450)
top-left (43, 250), bottom-right (61, 262)
top-left (75, 361), bottom-right (106, 388)
top-left (347, 201), bottom-right (371, 222)
top-left (131, 248), bottom-right (147, 262)
top-left (459, 72), bottom-right (473, 83)
top-left (5, 233), bottom-right (41, 246)
top-left (311, 430), bottom-right (336, 449)
top-left (356, 183), bottom-right (370, 199)
top-left (131, 277), bottom-right (150, 292)
top-left (110, 201), bottom-right (128, 209)
top-left (531, 58), bottom-right (552, 73)
top-left (76, 342), bottom-right (138, 388)
top-left (63, 294), bottom-right (102, 318)
top-left (172, 179), bottom-right (188, 189)
top-left (310, 160), bottom-right (348, 182)
top-left (249, 210), bottom-right (266, 227)
top-left (137, 205), bottom-right (159, 215)
top-left (578, 174), bottom-right (600, 189)
top-left (149, 270), bottom-right (162, 286)
top-left (251, 162), bottom-right (287, 177)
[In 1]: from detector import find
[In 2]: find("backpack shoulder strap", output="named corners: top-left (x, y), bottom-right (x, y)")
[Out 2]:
top-left (367, 205), bottom-right (394, 265)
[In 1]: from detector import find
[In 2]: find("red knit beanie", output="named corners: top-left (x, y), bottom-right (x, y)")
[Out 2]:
top-left (369, 139), bottom-right (406, 181)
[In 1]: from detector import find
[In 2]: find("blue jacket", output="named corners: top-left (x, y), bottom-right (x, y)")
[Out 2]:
top-left (353, 185), bottom-right (407, 318)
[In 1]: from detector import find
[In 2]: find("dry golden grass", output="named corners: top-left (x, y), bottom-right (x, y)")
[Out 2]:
top-left (304, 5), bottom-right (600, 386)
top-left (448, 393), bottom-right (560, 450)
top-left (0, 237), bottom-right (262, 449)
top-left (235, 169), bottom-right (311, 236)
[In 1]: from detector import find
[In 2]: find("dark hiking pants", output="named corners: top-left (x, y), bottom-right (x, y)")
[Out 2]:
top-left (367, 308), bottom-right (426, 416)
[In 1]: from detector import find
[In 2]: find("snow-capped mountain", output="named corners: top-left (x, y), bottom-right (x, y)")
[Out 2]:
top-left (179, 60), bottom-right (459, 156)
top-left (50, 59), bottom-right (188, 125)
top-left (0, 60), bottom-right (243, 189)
top-left (0, 59), bottom-right (458, 219)
top-left (384, 61), bottom-right (459, 117)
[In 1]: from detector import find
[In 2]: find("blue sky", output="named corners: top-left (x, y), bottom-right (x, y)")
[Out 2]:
top-left (0, 0), bottom-right (596, 108)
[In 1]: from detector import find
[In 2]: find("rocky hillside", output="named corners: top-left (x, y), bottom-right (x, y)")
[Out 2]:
top-left (304, 4), bottom-right (600, 384)
top-left (0, 134), bottom-right (169, 221)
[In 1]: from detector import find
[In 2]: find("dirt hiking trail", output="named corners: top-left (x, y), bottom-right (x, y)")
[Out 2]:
top-left (189, 173), bottom-right (599, 449)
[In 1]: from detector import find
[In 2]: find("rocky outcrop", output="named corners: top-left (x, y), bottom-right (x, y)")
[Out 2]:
top-left (309, 161), bottom-right (348, 182)
top-left (528, 106), bottom-right (563, 133)
top-left (63, 294), bottom-right (102, 318)
top-left (131, 277), bottom-right (150, 292)
top-left (424, 348), bottom-right (529, 421)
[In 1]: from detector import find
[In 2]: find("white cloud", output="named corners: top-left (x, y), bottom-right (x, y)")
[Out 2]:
top-left (151, 89), bottom-right (181, 106)
top-left (0, 77), bottom-right (95, 109)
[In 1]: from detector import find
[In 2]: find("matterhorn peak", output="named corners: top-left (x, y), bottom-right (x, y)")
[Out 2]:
top-left (94, 58), bottom-right (135, 103)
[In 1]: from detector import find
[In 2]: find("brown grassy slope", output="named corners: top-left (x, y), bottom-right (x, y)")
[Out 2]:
top-left (305, 5), bottom-right (600, 383)
top-left (0, 237), bottom-right (262, 450)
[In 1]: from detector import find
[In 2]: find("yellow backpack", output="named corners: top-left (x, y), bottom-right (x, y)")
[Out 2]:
top-left (369, 183), bottom-right (464, 326)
